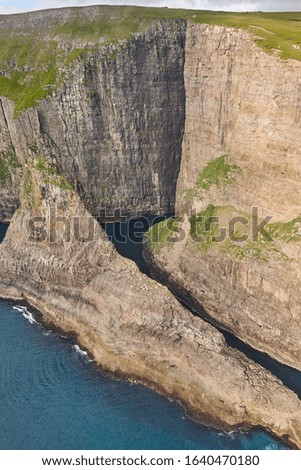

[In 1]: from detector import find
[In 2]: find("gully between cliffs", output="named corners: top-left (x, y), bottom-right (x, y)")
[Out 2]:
top-left (104, 216), bottom-right (301, 400)
top-left (2, 214), bottom-right (300, 401)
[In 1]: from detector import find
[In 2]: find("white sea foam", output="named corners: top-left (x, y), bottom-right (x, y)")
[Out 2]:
top-left (73, 344), bottom-right (93, 362)
top-left (13, 305), bottom-right (37, 325)
top-left (43, 331), bottom-right (52, 337)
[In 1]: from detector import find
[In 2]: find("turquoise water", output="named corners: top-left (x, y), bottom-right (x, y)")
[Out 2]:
top-left (0, 223), bottom-right (288, 450)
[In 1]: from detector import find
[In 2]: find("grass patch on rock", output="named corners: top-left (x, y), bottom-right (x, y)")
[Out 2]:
top-left (0, 7), bottom-right (300, 115)
top-left (0, 145), bottom-right (20, 185)
top-left (190, 204), bottom-right (220, 251)
top-left (144, 217), bottom-right (181, 251)
top-left (189, 205), bottom-right (300, 261)
top-left (185, 155), bottom-right (241, 203)
top-left (196, 155), bottom-right (241, 190)
top-left (35, 157), bottom-right (73, 191)
top-left (265, 217), bottom-right (301, 243)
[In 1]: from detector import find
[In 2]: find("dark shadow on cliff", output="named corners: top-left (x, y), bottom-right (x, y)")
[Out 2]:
top-left (102, 216), bottom-right (301, 399)
top-left (144, 257), bottom-right (301, 400)
top-left (102, 214), bottom-right (173, 274)
top-left (0, 223), bottom-right (8, 243)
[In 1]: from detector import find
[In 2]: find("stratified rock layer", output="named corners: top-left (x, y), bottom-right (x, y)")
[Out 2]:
top-left (1, 10), bottom-right (301, 448)
top-left (1, 162), bottom-right (301, 448)
top-left (176, 24), bottom-right (301, 221)
top-left (0, 19), bottom-right (186, 221)
top-left (144, 24), bottom-right (301, 371)
top-left (0, 102), bottom-right (22, 221)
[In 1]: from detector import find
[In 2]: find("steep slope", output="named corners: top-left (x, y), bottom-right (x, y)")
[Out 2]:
top-left (1, 7), bottom-right (301, 222)
top-left (144, 23), bottom-right (301, 370)
top-left (0, 101), bottom-right (22, 220)
top-left (1, 5), bottom-right (301, 447)
top-left (1, 157), bottom-right (301, 448)
top-left (0, 13), bottom-right (186, 221)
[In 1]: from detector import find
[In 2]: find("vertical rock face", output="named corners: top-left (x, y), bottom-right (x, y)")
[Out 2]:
top-left (0, 100), bottom-right (22, 221)
top-left (43, 21), bottom-right (186, 219)
top-left (0, 20), bottom-right (186, 222)
top-left (2, 158), bottom-right (301, 449)
top-left (144, 23), bottom-right (301, 371)
top-left (176, 24), bottom-right (301, 220)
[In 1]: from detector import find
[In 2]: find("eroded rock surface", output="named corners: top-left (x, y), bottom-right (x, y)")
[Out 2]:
top-left (1, 10), bottom-right (301, 449)
top-left (144, 24), bottom-right (301, 371)
top-left (1, 161), bottom-right (301, 448)
top-left (0, 19), bottom-right (186, 221)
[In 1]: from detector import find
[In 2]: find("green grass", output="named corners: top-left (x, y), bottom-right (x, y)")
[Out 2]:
top-left (265, 216), bottom-right (301, 243)
top-left (189, 204), bottom-right (300, 260)
top-left (64, 48), bottom-right (87, 67)
top-left (0, 6), bottom-right (300, 115)
top-left (190, 11), bottom-right (301, 61)
top-left (196, 155), bottom-right (241, 190)
top-left (0, 36), bottom-right (61, 117)
top-left (190, 204), bottom-right (220, 250)
top-left (222, 238), bottom-right (287, 262)
top-left (144, 217), bottom-right (181, 251)
top-left (185, 155), bottom-right (241, 203)
top-left (35, 157), bottom-right (73, 191)
top-left (22, 158), bottom-right (73, 211)
top-left (49, 7), bottom-right (301, 60)
top-left (53, 16), bottom-right (141, 43)
top-left (0, 145), bottom-right (20, 185)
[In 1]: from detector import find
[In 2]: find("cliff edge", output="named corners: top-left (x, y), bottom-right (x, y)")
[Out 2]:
top-left (144, 23), bottom-right (301, 371)
top-left (1, 158), bottom-right (301, 448)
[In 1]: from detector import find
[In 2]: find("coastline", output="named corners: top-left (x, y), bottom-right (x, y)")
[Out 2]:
top-left (0, 6), bottom-right (300, 455)
top-left (0, 292), bottom-right (295, 450)
top-left (1, 162), bottom-right (301, 450)
top-left (143, 246), bottom-right (301, 376)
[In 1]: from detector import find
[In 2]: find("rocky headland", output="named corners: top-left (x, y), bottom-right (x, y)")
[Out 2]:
top-left (143, 23), bottom-right (301, 371)
top-left (0, 5), bottom-right (301, 448)
top-left (1, 159), bottom-right (301, 448)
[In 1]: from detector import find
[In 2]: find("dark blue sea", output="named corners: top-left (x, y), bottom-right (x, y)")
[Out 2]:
top-left (0, 222), bottom-right (292, 450)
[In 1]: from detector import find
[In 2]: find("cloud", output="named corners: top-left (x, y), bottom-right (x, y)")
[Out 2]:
top-left (35, 0), bottom-right (301, 12)
top-left (200, 0), bottom-right (301, 11)
top-left (1, 0), bottom-right (301, 14)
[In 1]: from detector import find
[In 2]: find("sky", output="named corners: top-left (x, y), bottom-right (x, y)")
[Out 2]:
top-left (1, 0), bottom-right (301, 15)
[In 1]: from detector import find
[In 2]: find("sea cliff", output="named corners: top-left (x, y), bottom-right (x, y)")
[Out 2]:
top-left (144, 23), bottom-right (301, 371)
top-left (1, 158), bottom-right (301, 448)
top-left (0, 6), bottom-right (301, 448)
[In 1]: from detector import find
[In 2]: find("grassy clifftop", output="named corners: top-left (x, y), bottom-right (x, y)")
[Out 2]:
top-left (48, 7), bottom-right (301, 61)
top-left (0, 6), bottom-right (300, 116)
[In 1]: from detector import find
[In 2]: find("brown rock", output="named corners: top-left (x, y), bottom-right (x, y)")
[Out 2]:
top-left (1, 160), bottom-right (301, 448)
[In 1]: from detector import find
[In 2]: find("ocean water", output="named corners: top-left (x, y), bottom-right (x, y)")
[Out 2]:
top-left (103, 215), bottom-right (168, 273)
top-left (104, 219), bottom-right (301, 397)
top-left (0, 223), bottom-right (8, 243)
top-left (0, 222), bottom-right (289, 450)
